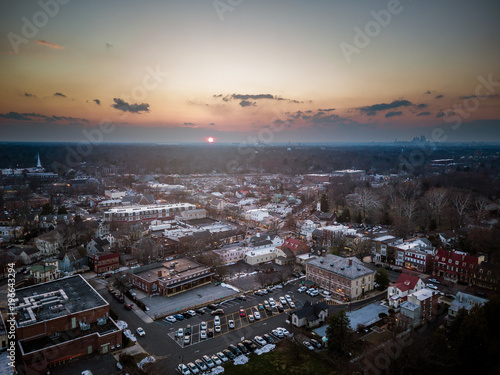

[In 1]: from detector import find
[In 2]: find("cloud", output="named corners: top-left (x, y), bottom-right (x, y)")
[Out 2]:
top-left (424, 90), bottom-right (433, 95)
top-left (54, 92), bottom-right (67, 98)
top-left (36, 40), bottom-right (64, 50)
top-left (105, 43), bottom-right (113, 50)
top-left (239, 100), bottom-right (256, 107)
top-left (359, 99), bottom-right (412, 116)
top-left (416, 103), bottom-right (428, 108)
top-left (436, 111), bottom-right (447, 118)
top-left (24, 92), bottom-right (36, 98)
top-left (318, 108), bottom-right (335, 112)
top-left (0, 112), bottom-right (33, 121)
top-left (385, 111), bottom-right (403, 118)
top-left (183, 122), bottom-right (196, 127)
top-left (459, 94), bottom-right (497, 100)
top-left (111, 98), bottom-right (150, 113)
top-left (209, 122), bottom-right (215, 126)
top-left (416, 112), bottom-right (431, 116)
top-left (214, 93), bottom-right (303, 105)
top-left (435, 94), bottom-right (444, 99)
top-left (93, 99), bottom-right (101, 105)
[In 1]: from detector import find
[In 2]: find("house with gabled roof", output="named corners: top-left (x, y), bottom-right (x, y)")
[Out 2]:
top-left (291, 301), bottom-right (329, 328)
top-left (387, 273), bottom-right (425, 308)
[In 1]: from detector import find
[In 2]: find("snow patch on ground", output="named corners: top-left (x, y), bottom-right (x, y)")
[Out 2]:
top-left (138, 356), bottom-right (155, 369)
top-left (255, 344), bottom-right (275, 355)
top-left (220, 282), bottom-right (240, 292)
top-left (0, 352), bottom-right (15, 375)
top-left (207, 366), bottom-right (225, 374)
top-left (233, 354), bottom-right (249, 365)
top-left (123, 329), bottom-right (137, 342)
top-left (116, 320), bottom-right (128, 330)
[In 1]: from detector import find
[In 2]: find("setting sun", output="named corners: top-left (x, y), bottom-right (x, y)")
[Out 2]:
top-left (207, 137), bottom-right (214, 143)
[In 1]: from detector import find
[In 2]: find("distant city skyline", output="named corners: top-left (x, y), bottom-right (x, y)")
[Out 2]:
top-left (1, 0), bottom-right (499, 143)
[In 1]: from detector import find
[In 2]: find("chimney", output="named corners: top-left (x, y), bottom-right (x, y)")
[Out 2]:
top-left (158, 270), bottom-right (162, 277)
top-left (349, 259), bottom-right (353, 266)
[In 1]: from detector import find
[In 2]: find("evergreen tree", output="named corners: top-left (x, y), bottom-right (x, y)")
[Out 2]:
top-left (326, 310), bottom-right (354, 358)
top-left (320, 193), bottom-right (329, 212)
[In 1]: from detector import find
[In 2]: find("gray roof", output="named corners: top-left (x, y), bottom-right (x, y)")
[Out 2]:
top-left (307, 254), bottom-right (375, 280)
top-left (293, 301), bottom-right (328, 320)
top-left (400, 301), bottom-right (420, 312)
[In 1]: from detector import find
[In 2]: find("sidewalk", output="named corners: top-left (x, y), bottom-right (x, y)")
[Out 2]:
top-left (124, 295), bottom-right (154, 324)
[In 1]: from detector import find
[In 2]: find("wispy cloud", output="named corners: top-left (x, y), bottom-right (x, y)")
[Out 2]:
top-left (239, 100), bottom-right (256, 107)
top-left (0, 112), bottom-right (33, 121)
top-left (385, 111), bottom-right (402, 118)
top-left (0, 112), bottom-right (89, 123)
top-left (23, 92), bottom-right (36, 98)
top-left (183, 122), bottom-right (196, 127)
top-left (54, 92), bottom-right (67, 98)
top-left (37, 40), bottom-right (64, 50)
top-left (111, 98), bottom-right (150, 113)
top-left (214, 93), bottom-right (303, 106)
top-left (358, 99), bottom-right (412, 116)
top-left (416, 111), bottom-right (431, 116)
top-left (435, 94), bottom-right (444, 99)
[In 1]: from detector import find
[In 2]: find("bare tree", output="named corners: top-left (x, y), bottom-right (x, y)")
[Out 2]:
top-left (346, 188), bottom-right (382, 221)
top-left (423, 188), bottom-right (448, 230)
top-left (452, 192), bottom-right (470, 228)
top-left (474, 197), bottom-right (488, 225)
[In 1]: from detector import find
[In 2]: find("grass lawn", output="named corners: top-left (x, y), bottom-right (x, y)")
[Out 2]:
top-left (223, 340), bottom-right (335, 375)
top-left (363, 329), bottom-right (393, 347)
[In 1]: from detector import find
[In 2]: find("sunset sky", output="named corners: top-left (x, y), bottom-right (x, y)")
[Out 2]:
top-left (1, 0), bottom-right (499, 143)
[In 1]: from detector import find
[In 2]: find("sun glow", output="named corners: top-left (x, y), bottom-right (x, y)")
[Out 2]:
top-left (207, 137), bottom-right (214, 143)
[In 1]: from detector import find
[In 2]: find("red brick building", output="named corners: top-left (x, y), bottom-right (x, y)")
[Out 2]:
top-left (279, 237), bottom-right (310, 257)
top-left (13, 275), bottom-right (122, 374)
top-left (432, 249), bottom-right (484, 284)
top-left (88, 252), bottom-right (120, 275)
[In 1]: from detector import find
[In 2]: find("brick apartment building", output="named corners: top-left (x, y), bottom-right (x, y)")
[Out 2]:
top-left (88, 251), bottom-right (120, 275)
top-left (432, 249), bottom-right (484, 284)
top-left (130, 257), bottom-right (213, 297)
top-left (13, 275), bottom-right (122, 374)
top-left (400, 288), bottom-right (438, 328)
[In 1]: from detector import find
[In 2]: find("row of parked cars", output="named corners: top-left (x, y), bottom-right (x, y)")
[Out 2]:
top-left (176, 328), bottom-right (289, 374)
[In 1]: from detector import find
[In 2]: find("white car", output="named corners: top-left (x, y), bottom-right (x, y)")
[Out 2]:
top-left (165, 315), bottom-right (177, 323)
top-left (298, 286), bottom-right (307, 293)
top-left (136, 327), bottom-right (145, 336)
top-left (202, 355), bottom-right (215, 368)
top-left (217, 352), bottom-right (229, 363)
top-left (285, 295), bottom-right (292, 303)
top-left (228, 319), bottom-right (235, 329)
top-left (187, 310), bottom-right (197, 317)
top-left (276, 327), bottom-right (290, 336)
top-left (254, 312), bottom-right (261, 320)
top-left (254, 335), bottom-right (267, 346)
top-left (200, 330), bottom-right (207, 340)
top-left (308, 289), bottom-right (319, 297)
top-left (214, 316), bottom-right (220, 326)
top-left (177, 364), bottom-right (190, 375)
top-left (212, 355), bottom-right (222, 366)
top-left (200, 321), bottom-right (207, 330)
top-left (426, 283), bottom-right (438, 290)
top-left (215, 325), bottom-right (221, 333)
top-left (248, 314), bottom-right (255, 322)
top-left (303, 341), bottom-right (315, 350)
top-left (279, 296), bottom-right (287, 305)
top-left (272, 329), bottom-right (284, 338)
top-left (187, 362), bottom-right (199, 374)
top-left (177, 328), bottom-right (184, 338)
top-left (289, 301), bottom-right (296, 309)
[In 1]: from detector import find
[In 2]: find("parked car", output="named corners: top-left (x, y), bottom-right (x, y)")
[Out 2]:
top-left (426, 283), bottom-right (438, 290)
top-left (186, 310), bottom-right (197, 317)
top-left (186, 362), bottom-right (199, 374)
top-left (124, 304), bottom-right (133, 310)
top-left (254, 312), bottom-right (261, 320)
top-left (164, 315), bottom-right (176, 323)
top-left (310, 338), bottom-right (322, 348)
top-left (207, 304), bottom-right (218, 310)
top-left (277, 304), bottom-right (284, 313)
top-left (428, 278), bottom-right (440, 284)
top-left (202, 355), bottom-right (215, 368)
top-left (194, 359), bottom-right (208, 372)
top-left (200, 321), bottom-right (207, 330)
top-left (173, 314), bottom-right (184, 321)
top-left (216, 351), bottom-right (229, 363)
top-left (242, 339), bottom-right (257, 351)
top-left (214, 316), bottom-right (220, 326)
top-left (183, 335), bottom-right (190, 345)
top-left (285, 295), bottom-right (292, 303)
top-left (195, 308), bottom-right (206, 315)
top-left (177, 328), bottom-right (184, 338)
top-left (228, 344), bottom-right (242, 356)
top-left (279, 296), bottom-right (287, 305)
top-left (176, 364), bottom-right (190, 375)
top-left (182, 312), bottom-right (192, 319)
top-left (258, 303), bottom-right (264, 311)
top-left (263, 334), bottom-right (275, 344)
top-left (253, 335), bottom-right (267, 346)
top-left (303, 341), bottom-right (315, 350)
top-left (185, 325), bottom-right (191, 335)
top-left (276, 327), bottom-right (290, 336)
top-left (238, 294), bottom-right (247, 300)
top-left (289, 301), bottom-right (296, 309)
top-left (207, 328), bottom-right (214, 337)
top-left (222, 349), bottom-right (235, 360)
top-left (239, 309), bottom-right (246, 317)
top-left (136, 327), bottom-right (145, 337)
top-left (272, 329), bottom-right (284, 338)
top-left (248, 314), bottom-right (255, 322)
top-left (298, 286), bottom-right (308, 293)
top-left (215, 325), bottom-right (221, 333)
top-left (200, 330), bottom-right (207, 340)
top-left (211, 354), bottom-right (222, 366)
top-left (211, 308), bottom-right (225, 316)
top-left (237, 343), bottom-right (249, 354)
top-left (228, 319), bottom-right (235, 329)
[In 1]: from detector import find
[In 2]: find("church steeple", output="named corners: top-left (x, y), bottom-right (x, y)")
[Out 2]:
top-left (37, 153), bottom-right (42, 168)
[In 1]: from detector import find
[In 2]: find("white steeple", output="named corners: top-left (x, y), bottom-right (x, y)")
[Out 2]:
top-left (37, 153), bottom-right (42, 168)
